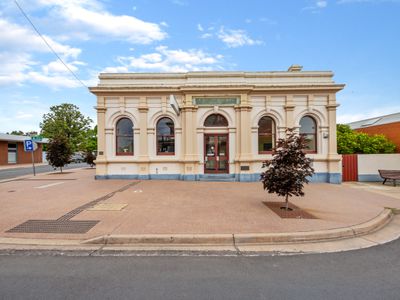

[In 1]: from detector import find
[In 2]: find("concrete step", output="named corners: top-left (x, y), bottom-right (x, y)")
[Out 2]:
top-left (198, 174), bottom-right (236, 182)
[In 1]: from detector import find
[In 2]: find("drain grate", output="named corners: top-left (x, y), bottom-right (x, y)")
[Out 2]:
top-left (6, 220), bottom-right (99, 234)
top-left (6, 181), bottom-right (140, 234)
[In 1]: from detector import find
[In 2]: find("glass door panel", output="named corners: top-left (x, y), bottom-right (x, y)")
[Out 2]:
top-left (205, 135), bottom-right (217, 172)
top-left (204, 134), bottom-right (229, 173)
top-left (217, 136), bottom-right (228, 172)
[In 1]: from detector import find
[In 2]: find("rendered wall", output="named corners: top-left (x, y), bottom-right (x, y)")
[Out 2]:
top-left (92, 71), bottom-right (343, 183)
top-left (358, 154), bottom-right (400, 181)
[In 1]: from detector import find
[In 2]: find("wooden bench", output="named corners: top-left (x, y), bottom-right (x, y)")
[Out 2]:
top-left (378, 170), bottom-right (400, 186)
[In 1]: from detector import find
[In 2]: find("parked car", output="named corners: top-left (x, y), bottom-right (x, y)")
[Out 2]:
top-left (71, 152), bottom-right (84, 163)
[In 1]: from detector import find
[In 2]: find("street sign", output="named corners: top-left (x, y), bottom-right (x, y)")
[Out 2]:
top-left (24, 140), bottom-right (34, 152)
top-left (32, 135), bottom-right (42, 142)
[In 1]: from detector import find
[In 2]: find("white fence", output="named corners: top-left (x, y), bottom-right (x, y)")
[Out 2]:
top-left (358, 154), bottom-right (400, 181)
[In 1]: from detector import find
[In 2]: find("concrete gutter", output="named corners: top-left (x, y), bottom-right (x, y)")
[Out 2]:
top-left (81, 208), bottom-right (393, 246)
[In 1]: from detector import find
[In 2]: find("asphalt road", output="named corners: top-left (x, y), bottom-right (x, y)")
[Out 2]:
top-left (1, 238), bottom-right (400, 300)
top-left (0, 163), bottom-right (88, 180)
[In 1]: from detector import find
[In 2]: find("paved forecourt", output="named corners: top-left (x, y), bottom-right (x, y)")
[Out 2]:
top-left (0, 168), bottom-right (400, 252)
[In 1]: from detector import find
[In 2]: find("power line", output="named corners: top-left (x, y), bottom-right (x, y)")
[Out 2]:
top-left (13, 0), bottom-right (88, 89)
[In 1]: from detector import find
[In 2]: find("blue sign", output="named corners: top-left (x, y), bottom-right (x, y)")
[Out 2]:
top-left (24, 140), bottom-right (34, 152)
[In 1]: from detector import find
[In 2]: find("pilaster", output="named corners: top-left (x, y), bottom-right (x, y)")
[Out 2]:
top-left (138, 97), bottom-right (149, 161)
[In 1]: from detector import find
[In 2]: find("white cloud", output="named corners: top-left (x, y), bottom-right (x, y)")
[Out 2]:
top-left (0, 18), bottom-right (87, 88)
top-left (217, 27), bottom-right (263, 48)
top-left (197, 23), bottom-right (204, 32)
top-left (303, 0), bottom-right (329, 12)
top-left (200, 33), bottom-right (213, 39)
top-left (104, 46), bottom-right (224, 73)
top-left (42, 60), bottom-right (86, 74)
top-left (0, 19), bottom-right (81, 58)
top-left (36, 0), bottom-right (167, 44)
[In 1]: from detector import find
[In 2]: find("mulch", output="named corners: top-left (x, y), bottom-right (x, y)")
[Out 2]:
top-left (263, 201), bottom-right (317, 219)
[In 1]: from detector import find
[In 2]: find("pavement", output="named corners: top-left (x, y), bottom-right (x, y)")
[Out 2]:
top-left (1, 167), bottom-right (400, 255)
top-left (0, 162), bottom-right (87, 180)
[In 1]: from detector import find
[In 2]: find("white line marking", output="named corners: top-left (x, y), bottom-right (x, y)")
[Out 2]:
top-left (35, 182), bottom-right (65, 189)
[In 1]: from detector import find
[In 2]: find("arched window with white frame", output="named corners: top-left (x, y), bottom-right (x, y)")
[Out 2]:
top-left (116, 118), bottom-right (134, 155)
top-left (157, 117), bottom-right (175, 155)
top-left (300, 116), bottom-right (317, 153)
top-left (258, 116), bottom-right (276, 153)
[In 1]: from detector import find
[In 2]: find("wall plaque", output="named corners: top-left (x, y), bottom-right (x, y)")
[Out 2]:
top-left (193, 97), bottom-right (240, 106)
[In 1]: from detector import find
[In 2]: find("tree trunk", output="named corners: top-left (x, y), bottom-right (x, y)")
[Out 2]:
top-left (285, 194), bottom-right (289, 210)
top-left (60, 166), bottom-right (63, 173)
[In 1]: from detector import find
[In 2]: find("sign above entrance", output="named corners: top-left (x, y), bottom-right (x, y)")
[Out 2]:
top-left (193, 97), bottom-right (240, 106)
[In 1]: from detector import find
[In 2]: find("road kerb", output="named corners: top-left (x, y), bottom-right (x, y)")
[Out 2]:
top-left (81, 208), bottom-right (393, 246)
top-left (82, 234), bottom-right (234, 245)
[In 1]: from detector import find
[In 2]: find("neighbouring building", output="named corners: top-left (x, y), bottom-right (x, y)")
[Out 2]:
top-left (89, 65), bottom-right (345, 183)
top-left (0, 133), bottom-right (47, 165)
top-left (348, 112), bottom-right (400, 153)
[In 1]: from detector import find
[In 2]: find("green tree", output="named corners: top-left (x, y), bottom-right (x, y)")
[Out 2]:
top-left (46, 135), bottom-right (72, 173)
top-left (83, 150), bottom-right (96, 168)
top-left (337, 124), bottom-right (396, 154)
top-left (8, 130), bottom-right (25, 136)
top-left (81, 125), bottom-right (97, 152)
top-left (40, 103), bottom-right (93, 152)
top-left (260, 128), bottom-right (315, 210)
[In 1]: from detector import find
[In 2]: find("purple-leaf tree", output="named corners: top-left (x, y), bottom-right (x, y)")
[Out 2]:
top-left (260, 128), bottom-right (315, 210)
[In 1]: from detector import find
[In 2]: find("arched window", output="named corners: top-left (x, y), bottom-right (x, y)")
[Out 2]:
top-left (300, 116), bottom-right (317, 152)
top-left (258, 116), bottom-right (275, 153)
top-left (204, 114), bottom-right (228, 127)
top-left (157, 117), bottom-right (175, 155)
top-left (116, 118), bottom-right (133, 155)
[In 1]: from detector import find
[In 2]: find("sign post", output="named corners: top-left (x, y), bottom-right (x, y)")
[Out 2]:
top-left (24, 140), bottom-right (36, 176)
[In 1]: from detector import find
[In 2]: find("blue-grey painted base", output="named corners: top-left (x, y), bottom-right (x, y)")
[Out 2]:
top-left (96, 172), bottom-right (341, 183)
top-left (358, 174), bottom-right (383, 182)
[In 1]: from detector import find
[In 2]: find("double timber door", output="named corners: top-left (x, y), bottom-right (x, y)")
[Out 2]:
top-left (204, 134), bottom-right (229, 173)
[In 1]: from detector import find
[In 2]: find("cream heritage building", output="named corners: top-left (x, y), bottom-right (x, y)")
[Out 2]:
top-left (89, 65), bottom-right (344, 183)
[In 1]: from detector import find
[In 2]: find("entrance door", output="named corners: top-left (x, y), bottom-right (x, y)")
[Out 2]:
top-left (204, 134), bottom-right (229, 173)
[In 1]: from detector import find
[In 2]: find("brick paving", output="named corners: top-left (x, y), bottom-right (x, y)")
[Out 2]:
top-left (0, 168), bottom-right (399, 241)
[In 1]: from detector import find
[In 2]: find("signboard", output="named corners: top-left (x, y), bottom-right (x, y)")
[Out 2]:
top-left (169, 94), bottom-right (180, 116)
top-left (32, 135), bottom-right (42, 142)
top-left (24, 140), bottom-right (34, 152)
top-left (24, 140), bottom-right (38, 152)
top-left (193, 97), bottom-right (240, 106)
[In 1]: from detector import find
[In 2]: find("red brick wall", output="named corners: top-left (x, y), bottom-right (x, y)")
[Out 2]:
top-left (0, 141), bottom-right (43, 165)
top-left (16, 142), bottom-right (43, 164)
top-left (355, 122), bottom-right (400, 153)
top-left (0, 141), bottom-right (7, 165)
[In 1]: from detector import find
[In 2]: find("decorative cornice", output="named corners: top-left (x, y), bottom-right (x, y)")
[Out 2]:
top-left (95, 106), bottom-right (107, 112)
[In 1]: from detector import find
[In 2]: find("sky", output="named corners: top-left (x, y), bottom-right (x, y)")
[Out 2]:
top-left (0, 0), bottom-right (399, 133)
